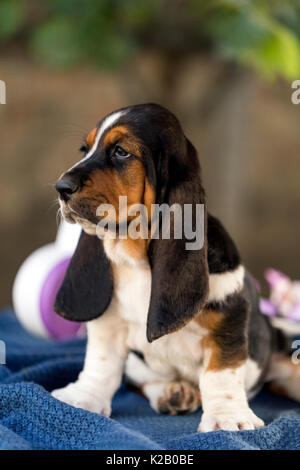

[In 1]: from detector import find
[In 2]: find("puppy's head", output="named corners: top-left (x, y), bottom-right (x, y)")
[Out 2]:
top-left (55, 104), bottom-right (208, 341)
top-left (56, 104), bottom-right (194, 233)
top-left (56, 107), bottom-right (153, 234)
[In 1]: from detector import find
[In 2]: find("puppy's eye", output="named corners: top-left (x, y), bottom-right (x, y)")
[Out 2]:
top-left (114, 145), bottom-right (130, 159)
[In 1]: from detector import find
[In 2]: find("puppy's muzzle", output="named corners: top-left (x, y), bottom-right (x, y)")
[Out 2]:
top-left (56, 175), bottom-right (79, 202)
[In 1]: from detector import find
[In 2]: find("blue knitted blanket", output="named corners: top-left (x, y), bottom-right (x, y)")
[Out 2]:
top-left (0, 310), bottom-right (300, 450)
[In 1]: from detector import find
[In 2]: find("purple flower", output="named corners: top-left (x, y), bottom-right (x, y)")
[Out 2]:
top-left (259, 299), bottom-right (278, 317)
top-left (261, 268), bottom-right (300, 322)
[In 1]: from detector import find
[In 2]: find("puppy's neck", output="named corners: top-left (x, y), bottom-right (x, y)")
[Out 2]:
top-left (103, 238), bottom-right (149, 268)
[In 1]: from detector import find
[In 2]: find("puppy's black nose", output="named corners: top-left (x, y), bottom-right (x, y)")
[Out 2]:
top-left (56, 177), bottom-right (79, 201)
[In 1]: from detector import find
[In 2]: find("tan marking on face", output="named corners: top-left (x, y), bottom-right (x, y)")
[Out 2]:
top-left (86, 127), bottom-right (98, 148)
top-left (70, 156), bottom-right (155, 261)
top-left (76, 159), bottom-right (145, 212)
top-left (69, 122), bottom-right (155, 263)
top-left (197, 310), bottom-right (247, 371)
top-left (104, 125), bottom-right (143, 157)
top-left (104, 125), bottom-right (127, 146)
top-left (118, 179), bottom-right (155, 261)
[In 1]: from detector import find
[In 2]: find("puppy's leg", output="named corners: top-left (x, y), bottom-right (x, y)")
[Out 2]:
top-left (267, 353), bottom-right (300, 402)
top-left (199, 362), bottom-right (264, 431)
top-left (52, 300), bottom-right (128, 416)
top-left (197, 308), bottom-right (264, 432)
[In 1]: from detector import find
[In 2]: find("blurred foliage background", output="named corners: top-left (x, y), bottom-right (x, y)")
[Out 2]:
top-left (0, 0), bottom-right (300, 305)
top-left (2, 0), bottom-right (300, 77)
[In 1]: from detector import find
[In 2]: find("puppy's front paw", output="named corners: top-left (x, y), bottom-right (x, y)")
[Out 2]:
top-left (51, 382), bottom-right (111, 417)
top-left (198, 408), bottom-right (264, 432)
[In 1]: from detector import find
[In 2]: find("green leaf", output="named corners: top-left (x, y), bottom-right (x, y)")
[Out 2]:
top-left (30, 17), bottom-right (86, 68)
top-left (0, 0), bottom-right (25, 39)
top-left (119, 0), bottom-right (157, 29)
top-left (91, 31), bottom-right (135, 69)
top-left (207, 12), bottom-right (270, 53)
top-left (241, 24), bottom-right (300, 80)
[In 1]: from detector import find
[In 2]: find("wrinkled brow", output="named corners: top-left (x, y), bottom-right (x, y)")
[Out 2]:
top-left (104, 125), bottom-right (129, 146)
top-left (104, 125), bottom-right (143, 157)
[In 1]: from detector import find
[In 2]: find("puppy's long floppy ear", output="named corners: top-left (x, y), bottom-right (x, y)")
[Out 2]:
top-left (147, 136), bottom-right (209, 342)
top-left (54, 230), bottom-right (113, 321)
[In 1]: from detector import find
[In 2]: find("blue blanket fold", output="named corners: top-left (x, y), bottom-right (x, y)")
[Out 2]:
top-left (0, 310), bottom-right (300, 450)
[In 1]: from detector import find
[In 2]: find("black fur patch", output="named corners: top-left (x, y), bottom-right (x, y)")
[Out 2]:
top-left (207, 213), bottom-right (240, 274)
top-left (205, 292), bottom-right (249, 368)
top-left (54, 230), bottom-right (113, 321)
top-left (205, 270), bottom-right (275, 390)
top-left (146, 131), bottom-right (209, 342)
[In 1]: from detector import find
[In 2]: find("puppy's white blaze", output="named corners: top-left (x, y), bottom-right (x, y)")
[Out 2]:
top-left (68, 110), bottom-right (126, 171)
top-left (208, 265), bottom-right (245, 302)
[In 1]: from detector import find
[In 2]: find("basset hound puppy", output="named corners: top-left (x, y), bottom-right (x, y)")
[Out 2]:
top-left (52, 103), bottom-right (298, 432)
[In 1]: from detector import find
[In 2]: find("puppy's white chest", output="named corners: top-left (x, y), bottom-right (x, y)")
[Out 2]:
top-left (113, 262), bottom-right (151, 325)
top-left (112, 261), bottom-right (205, 382)
top-left (113, 262), bottom-right (152, 354)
